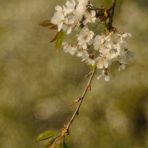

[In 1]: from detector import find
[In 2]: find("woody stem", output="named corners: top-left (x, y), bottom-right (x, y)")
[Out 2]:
top-left (64, 66), bottom-right (96, 134)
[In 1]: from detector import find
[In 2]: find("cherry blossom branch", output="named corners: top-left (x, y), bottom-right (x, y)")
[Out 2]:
top-left (62, 66), bottom-right (96, 136)
top-left (38, 0), bottom-right (133, 147)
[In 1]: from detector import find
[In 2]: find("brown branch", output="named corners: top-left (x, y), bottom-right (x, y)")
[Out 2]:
top-left (62, 66), bottom-right (96, 136)
top-left (106, 0), bottom-right (117, 31)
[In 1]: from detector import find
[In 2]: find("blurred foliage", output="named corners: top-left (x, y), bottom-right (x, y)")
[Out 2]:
top-left (0, 0), bottom-right (147, 148)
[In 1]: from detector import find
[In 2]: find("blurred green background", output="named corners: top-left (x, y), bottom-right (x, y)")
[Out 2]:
top-left (0, 0), bottom-right (147, 147)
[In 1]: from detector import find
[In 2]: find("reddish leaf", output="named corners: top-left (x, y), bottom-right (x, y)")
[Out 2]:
top-left (50, 32), bottom-right (59, 43)
top-left (50, 25), bottom-right (58, 30)
top-left (40, 20), bottom-right (54, 27)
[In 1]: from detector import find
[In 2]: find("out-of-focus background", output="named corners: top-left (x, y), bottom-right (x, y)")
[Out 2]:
top-left (0, 0), bottom-right (147, 147)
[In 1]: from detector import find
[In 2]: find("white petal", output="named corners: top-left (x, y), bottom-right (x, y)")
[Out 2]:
top-left (104, 75), bottom-right (110, 82)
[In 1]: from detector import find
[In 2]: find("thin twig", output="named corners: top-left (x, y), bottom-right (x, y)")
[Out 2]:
top-left (63, 66), bottom-right (96, 135)
top-left (107, 0), bottom-right (117, 31)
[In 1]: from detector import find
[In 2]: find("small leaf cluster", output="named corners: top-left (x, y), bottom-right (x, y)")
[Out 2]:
top-left (37, 130), bottom-right (69, 148)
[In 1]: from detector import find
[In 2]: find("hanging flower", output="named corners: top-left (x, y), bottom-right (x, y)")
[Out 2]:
top-left (77, 27), bottom-right (94, 49)
top-left (50, 0), bottom-right (133, 81)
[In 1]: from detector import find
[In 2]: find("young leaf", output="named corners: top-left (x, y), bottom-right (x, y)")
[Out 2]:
top-left (63, 141), bottom-right (69, 148)
top-left (45, 137), bottom-right (57, 147)
top-left (52, 139), bottom-right (65, 148)
top-left (55, 31), bottom-right (65, 49)
top-left (54, 143), bottom-right (62, 148)
top-left (36, 130), bottom-right (56, 141)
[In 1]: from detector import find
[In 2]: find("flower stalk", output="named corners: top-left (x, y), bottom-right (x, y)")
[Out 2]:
top-left (63, 65), bottom-right (96, 136)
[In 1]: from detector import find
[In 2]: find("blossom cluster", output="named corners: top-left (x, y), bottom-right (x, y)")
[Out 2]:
top-left (51, 0), bottom-right (132, 81)
top-left (51, 0), bottom-right (96, 34)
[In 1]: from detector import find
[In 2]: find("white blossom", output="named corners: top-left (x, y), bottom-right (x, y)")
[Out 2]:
top-left (93, 34), bottom-right (106, 50)
top-left (63, 16), bottom-right (76, 34)
top-left (87, 58), bottom-right (96, 65)
top-left (96, 56), bottom-right (110, 69)
top-left (62, 31), bottom-right (132, 81)
top-left (51, 0), bottom-right (90, 34)
top-left (84, 10), bottom-right (96, 24)
top-left (65, 0), bottom-right (76, 14)
top-left (97, 69), bottom-right (110, 82)
top-left (77, 50), bottom-right (89, 61)
top-left (118, 63), bottom-right (126, 71)
top-left (62, 42), bottom-right (77, 55)
top-left (51, 5), bottom-right (66, 32)
top-left (51, 0), bottom-right (132, 82)
top-left (74, 0), bottom-right (89, 19)
top-left (77, 27), bottom-right (94, 49)
top-left (121, 33), bottom-right (132, 38)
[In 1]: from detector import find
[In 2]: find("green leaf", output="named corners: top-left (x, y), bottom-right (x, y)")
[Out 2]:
top-left (55, 31), bottom-right (65, 49)
top-left (55, 143), bottom-right (62, 148)
top-left (63, 141), bottom-right (69, 148)
top-left (36, 130), bottom-right (56, 141)
top-left (45, 137), bottom-right (57, 147)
